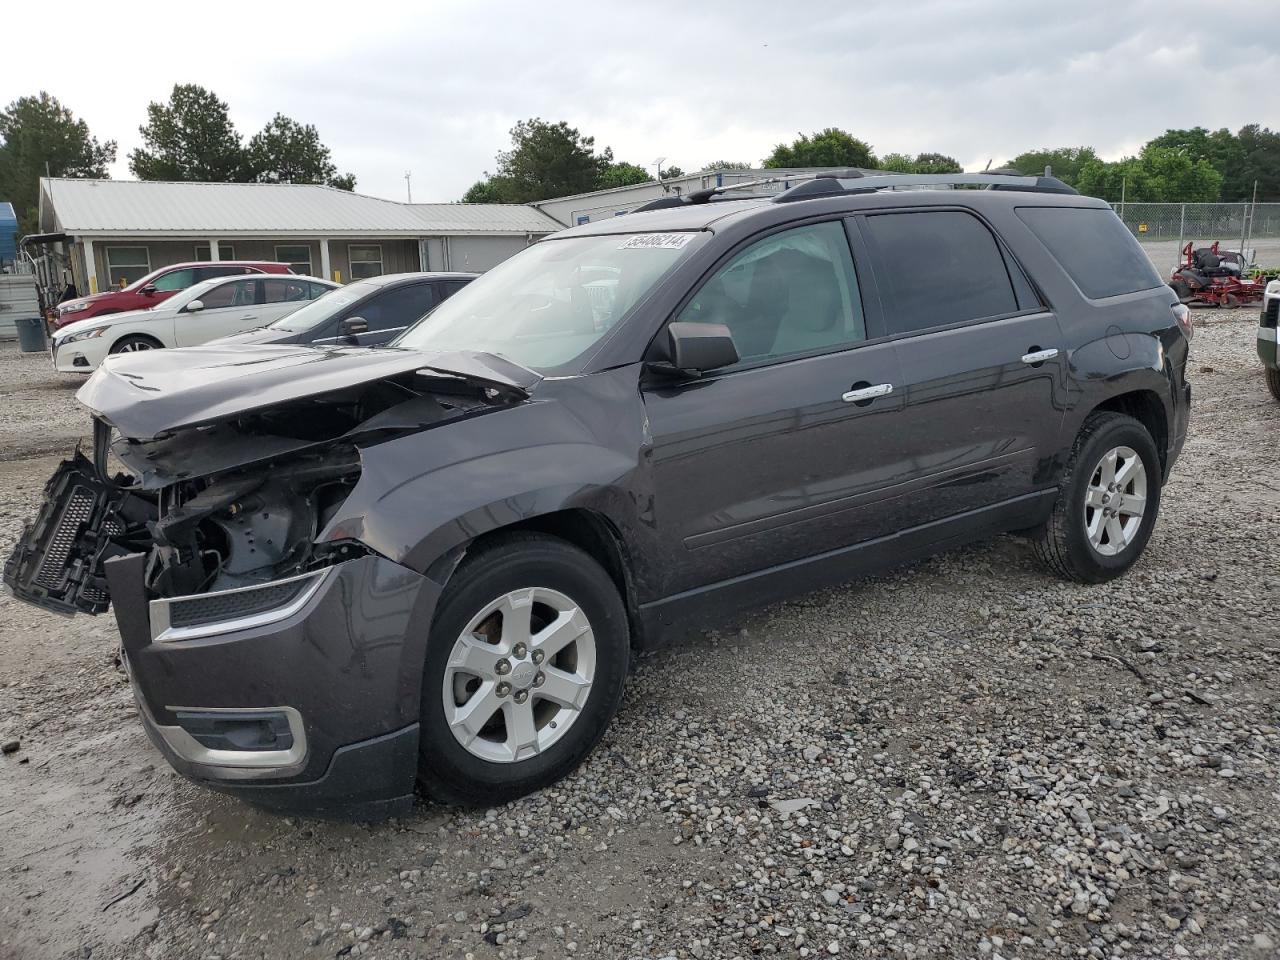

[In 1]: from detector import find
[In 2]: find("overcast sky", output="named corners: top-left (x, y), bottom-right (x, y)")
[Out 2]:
top-left (8, 0), bottom-right (1279, 203)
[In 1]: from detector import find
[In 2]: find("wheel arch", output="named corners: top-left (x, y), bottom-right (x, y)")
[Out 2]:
top-left (441, 507), bottom-right (648, 650)
top-left (1087, 389), bottom-right (1170, 475)
top-left (109, 331), bottom-right (164, 353)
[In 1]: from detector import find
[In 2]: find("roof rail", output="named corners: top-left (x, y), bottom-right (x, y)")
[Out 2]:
top-left (628, 169), bottom-right (1076, 214)
top-left (773, 171), bottom-right (1077, 202)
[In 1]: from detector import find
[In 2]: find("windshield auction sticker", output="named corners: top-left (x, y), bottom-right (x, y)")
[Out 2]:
top-left (618, 233), bottom-right (695, 250)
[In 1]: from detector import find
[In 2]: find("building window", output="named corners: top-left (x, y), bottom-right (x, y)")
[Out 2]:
top-left (194, 244), bottom-right (236, 262)
top-left (106, 247), bottom-right (151, 287)
top-left (275, 244), bottom-right (313, 276)
top-left (348, 244), bottom-right (383, 280)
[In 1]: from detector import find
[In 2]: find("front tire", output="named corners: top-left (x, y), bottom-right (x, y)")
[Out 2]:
top-left (417, 533), bottom-right (630, 805)
top-left (1033, 412), bottom-right (1162, 584)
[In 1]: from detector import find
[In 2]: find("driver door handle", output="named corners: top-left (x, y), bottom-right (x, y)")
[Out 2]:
top-left (842, 383), bottom-right (894, 403)
top-left (1021, 348), bottom-right (1059, 365)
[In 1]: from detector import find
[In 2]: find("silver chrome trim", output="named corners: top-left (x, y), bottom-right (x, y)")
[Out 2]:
top-left (153, 704), bottom-right (308, 776)
top-left (842, 382), bottom-right (893, 403)
top-left (1021, 348), bottom-right (1060, 364)
top-left (149, 568), bottom-right (331, 643)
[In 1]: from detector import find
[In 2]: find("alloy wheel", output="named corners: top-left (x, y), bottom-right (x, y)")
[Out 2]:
top-left (1084, 445), bottom-right (1147, 557)
top-left (442, 587), bottom-right (596, 763)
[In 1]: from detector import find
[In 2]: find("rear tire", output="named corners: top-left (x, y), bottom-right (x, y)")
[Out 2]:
top-left (417, 533), bottom-right (629, 806)
top-left (1033, 412), bottom-right (1162, 584)
top-left (1266, 367), bottom-right (1280, 403)
top-left (109, 334), bottom-right (163, 354)
top-left (1169, 279), bottom-right (1192, 303)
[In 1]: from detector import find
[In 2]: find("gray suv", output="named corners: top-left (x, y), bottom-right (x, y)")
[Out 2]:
top-left (4, 171), bottom-right (1192, 819)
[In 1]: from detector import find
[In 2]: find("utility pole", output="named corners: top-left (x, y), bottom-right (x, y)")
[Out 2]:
top-left (1119, 177), bottom-right (1126, 223)
top-left (404, 171), bottom-right (413, 203)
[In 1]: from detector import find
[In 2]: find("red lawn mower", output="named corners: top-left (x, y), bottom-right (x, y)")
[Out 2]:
top-left (1169, 241), bottom-right (1265, 307)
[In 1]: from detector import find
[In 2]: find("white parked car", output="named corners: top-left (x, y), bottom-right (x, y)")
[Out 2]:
top-left (51, 274), bottom-right (339, 373)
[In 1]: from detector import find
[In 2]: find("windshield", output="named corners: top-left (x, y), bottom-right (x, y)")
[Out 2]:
top-left (266, 283), bottom-right (366, 331)
top-left (393, 232), bottom-right (704, 372)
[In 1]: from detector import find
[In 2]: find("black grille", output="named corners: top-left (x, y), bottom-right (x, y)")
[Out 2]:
top-left (34, 485), bottom-right (96, 589)
top-left (1263, 297), bottom-right (1279, 329)
top-left (168, 576), bottom-right (314, 629)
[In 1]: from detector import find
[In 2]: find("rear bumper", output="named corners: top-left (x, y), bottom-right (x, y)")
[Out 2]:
top-left (106, 551), bottom-right (444, 819)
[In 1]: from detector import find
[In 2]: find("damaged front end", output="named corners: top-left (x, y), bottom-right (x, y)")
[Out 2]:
top-left (4, 345), bottom-right (536, 620)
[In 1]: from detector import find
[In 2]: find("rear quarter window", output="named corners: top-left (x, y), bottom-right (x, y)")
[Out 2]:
top-left (1016, 206), bottom-right (1163, 300)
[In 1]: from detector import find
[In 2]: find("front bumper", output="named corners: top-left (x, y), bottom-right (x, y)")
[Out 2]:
top-left (1259, 325), bottom-right (1277, 369)
top-left (106, 551), bottom-right (444, 819)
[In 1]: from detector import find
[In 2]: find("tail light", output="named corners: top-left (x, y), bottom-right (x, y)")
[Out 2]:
top-left (1172, 302), bottom-right (1193, 341)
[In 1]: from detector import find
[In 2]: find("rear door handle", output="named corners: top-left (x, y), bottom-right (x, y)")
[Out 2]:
top-left (1021, 348), bottom-right (1059, 365)
top-left (842, 383), bottom-right (894, 403)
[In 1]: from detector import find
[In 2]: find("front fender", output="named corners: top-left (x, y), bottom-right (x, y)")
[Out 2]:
top-left (323, 369), bottom-right (648, 582)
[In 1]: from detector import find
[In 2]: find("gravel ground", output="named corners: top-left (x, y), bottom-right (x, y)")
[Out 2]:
top-left (1, 312), bottom-right (1278, 960)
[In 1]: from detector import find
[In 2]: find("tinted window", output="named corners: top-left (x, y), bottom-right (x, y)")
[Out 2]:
top-left (195, 265), bottom-right (251, 281)
top-left (262, 278), bottom-right (312, 303)
top-left (152, 268), bottom-right (196, 292)
top-left (441, 280), bottom-right (470, 300)
top-left (863, 211), bottom-right (1018, 335)
top-left (678, 221), bottom-right (866, 365)
top-left (198, 279), bottom-right (258, 310)
top-left (356, 284), bottom-right (439, 332)
top-left (1017, 206), bottom-right (1163, 299)
top-left (307, 282), bottom-right (334, 299)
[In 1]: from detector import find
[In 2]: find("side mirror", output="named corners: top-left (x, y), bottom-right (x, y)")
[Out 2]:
top-left (338, 316), bottom-right (369, 337)
top-left (185, 299), bottom-right (204, 312)
top-left (142, 283), bottom-right (158, 295)
top-left (667, 321), bottom-right (738, 373)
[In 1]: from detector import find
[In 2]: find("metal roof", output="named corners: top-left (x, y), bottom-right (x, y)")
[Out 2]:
top-left (39, 178), bottom-right (561, 236)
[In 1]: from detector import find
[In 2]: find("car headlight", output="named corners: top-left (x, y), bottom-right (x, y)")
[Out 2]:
top-left (58, 325), bottom-right (110, 345)
top-left (60, 301), bottom-right (89, 314)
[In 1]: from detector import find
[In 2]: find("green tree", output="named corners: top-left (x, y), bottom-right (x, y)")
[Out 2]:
top-left (1232, 124), bottom-right (1280, 201)
top-left (876, 152), bottom-right (915, 173)
top-left (129, 84), bottom-right (246, 181)
top-left (461, 178), bottom-right (511, 203)
top-left (1144, 127), bottom-right (1242, 197)
top-left (660, 165), bottom-right (685, 179)
top-left (0, 92), bottom-right (116, 235)
top-left (1076, 145), bottom-right (1222, 203)
top-left (1004, 146), bottom-right (1100, 186)
top-left (480, 118), bottom-right (611, 202)
top-left (911, 152), bottom-right (963, 174)
top-left (764, 128), bottom-right (875, 169)
top-left (699, 160), bottom-right (751, 171)
top-left (598, 161), bottom-right (652, 189)
top-left (245, 113), bottom-right (354, 190)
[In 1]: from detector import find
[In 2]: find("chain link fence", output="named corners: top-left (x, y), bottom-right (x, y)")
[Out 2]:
top-left (1111, 202), bottom-right (1280, 271)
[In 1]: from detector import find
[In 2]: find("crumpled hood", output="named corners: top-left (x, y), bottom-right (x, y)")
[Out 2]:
top-left (76, 343), bottom-right (540, 439)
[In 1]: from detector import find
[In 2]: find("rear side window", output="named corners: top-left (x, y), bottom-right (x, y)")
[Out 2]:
top-left (1016, 206), bottom-right (1162, 299)
top-left (862, 211), bottom-right (1019, 336)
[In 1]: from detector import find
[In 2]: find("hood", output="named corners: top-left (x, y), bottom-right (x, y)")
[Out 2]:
top-left (54, 306), bottom-right (165, 341)
top-left (76, 343), bottom-right (541, 439)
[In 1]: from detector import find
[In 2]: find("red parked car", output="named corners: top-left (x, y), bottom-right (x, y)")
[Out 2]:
top-left (54, 261), bottom-right (295, 328)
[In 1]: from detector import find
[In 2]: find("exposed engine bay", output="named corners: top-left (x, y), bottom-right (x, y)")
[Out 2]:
top-left (3, 362), bottom-right (523, 616)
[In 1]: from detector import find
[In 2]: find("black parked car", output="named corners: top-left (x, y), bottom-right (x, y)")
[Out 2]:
top-left (4, 171), bottom-right (1192, 819)
top-left (213, 271), bottom-right (477, 348)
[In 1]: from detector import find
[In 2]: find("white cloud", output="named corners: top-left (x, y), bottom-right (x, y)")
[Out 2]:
top-left (5, 0), bottom-right (1278, 201)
